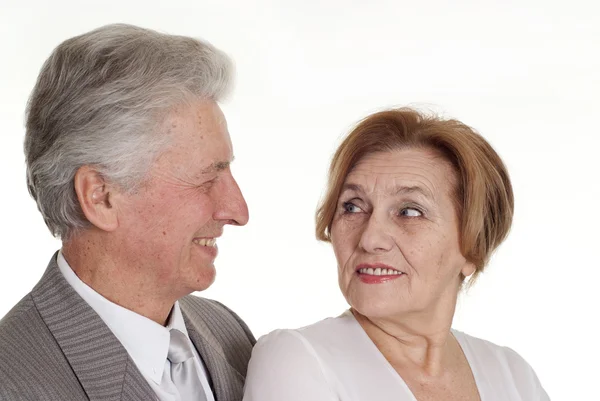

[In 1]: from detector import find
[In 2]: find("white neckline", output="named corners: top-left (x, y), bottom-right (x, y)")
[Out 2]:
top-left (56, 251), bottom-right (189, 384)
top-left (342, 310), bottom-right (484, 400)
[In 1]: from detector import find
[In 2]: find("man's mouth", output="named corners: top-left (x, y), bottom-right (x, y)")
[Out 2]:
top-left (192, 238), bottom-right (217, 247)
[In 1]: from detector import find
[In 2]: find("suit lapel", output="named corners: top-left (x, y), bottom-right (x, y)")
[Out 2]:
top-left (181, 307), bottom-right (245, 401)
top-left (32, 253), bottom-right (157, 401)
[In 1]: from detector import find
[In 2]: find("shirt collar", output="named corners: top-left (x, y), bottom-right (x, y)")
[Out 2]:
top-left (56, 250), bottom-right (189, 385)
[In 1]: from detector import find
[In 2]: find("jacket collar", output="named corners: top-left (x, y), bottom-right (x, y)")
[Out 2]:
top-left (32, 252), bottom-right (157, 401)
top-left (32, 252), bottom-right (244, 401)
top-left (180, 298), bottom-right (246, 401)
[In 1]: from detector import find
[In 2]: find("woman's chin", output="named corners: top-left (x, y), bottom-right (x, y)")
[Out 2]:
top-left (348, 294), bottom-right (410, 320)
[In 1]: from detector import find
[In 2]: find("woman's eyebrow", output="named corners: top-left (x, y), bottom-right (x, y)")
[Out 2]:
top-left (340, 183), bottom-right (363, 194)
top-left (393, 185), bottom-right (433, 199)
top-left (341, 183), bottom-right (433, 199)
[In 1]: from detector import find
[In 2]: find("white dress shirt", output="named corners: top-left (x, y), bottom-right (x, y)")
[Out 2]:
top-left (57, 251), bottom-right (215, 401)
top-left (243, 310), bottom-right (550, 401)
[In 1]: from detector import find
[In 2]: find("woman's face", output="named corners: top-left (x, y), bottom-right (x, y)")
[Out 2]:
top-left (330, 148), bottom-right (475, 319)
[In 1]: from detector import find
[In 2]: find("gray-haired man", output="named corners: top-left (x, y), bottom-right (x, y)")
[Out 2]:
top-left (0, 24), bottom-right (255, 401)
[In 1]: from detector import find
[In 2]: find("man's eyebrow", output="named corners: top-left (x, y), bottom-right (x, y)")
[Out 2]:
top-left (200, 157), bottom-right (234, 174)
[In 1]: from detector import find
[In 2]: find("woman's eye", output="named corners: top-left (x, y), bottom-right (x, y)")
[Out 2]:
top-left (400, 207), bottom-right (422, 217)
top-left (342, 202), bottom-right (363, 213)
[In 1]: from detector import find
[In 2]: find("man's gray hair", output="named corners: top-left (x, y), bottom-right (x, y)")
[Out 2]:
top-left (24, 23), bottom-right (233, 239)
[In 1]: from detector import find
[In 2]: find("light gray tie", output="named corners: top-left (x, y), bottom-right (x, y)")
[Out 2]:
top-left (168, 329), bottom-right (207, 401)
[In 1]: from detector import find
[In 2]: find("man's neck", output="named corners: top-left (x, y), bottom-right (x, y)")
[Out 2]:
top-left (62, 235), bottom-right (178, 326)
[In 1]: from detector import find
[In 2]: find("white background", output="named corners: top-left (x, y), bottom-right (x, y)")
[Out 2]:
top-left (1, 1), bottom-right (598, 399)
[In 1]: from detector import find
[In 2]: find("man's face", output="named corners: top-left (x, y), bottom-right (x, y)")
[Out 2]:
top-left (114, 100), bottom-right (248, 297)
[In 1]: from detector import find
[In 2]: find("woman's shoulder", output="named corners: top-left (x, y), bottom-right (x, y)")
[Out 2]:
top-left (243, 312), bottom-right (358, 400)
top-left (248, 310), bottom-right (362, 380)
top-left (453, 330), bottom-right (549, 400)
top-left (255, 310), bottom-right (357, 354)
top-left (453, 329), bottom-right (533, 367)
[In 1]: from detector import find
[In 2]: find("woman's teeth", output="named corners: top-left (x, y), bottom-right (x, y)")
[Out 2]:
top-left (358, 267), bottom-right (403, 276)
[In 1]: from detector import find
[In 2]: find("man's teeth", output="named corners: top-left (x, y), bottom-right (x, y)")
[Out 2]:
top-left (358, 267), bottom-right (403, 276)
top-left (193, 238), bottom-right (216, 247)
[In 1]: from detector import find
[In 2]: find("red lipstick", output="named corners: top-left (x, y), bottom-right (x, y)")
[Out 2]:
top-left (355, 263), bottom-right (405, 284)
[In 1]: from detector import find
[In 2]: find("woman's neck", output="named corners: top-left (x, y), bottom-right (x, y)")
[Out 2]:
top-left (351, 291), bottom-right (460, 376)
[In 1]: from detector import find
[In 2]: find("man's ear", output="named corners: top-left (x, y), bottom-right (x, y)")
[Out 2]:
top-left (73, 166), bottom-right (119, 232)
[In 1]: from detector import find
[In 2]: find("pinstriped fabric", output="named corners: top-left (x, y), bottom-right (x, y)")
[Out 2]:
top-left (180, 298), bottom-right (254, 377)
top-left (180, 297), bottom-right (256, 401)
top-left (0, 254), bottom-right (156, 400)
top-left (31, 254), bottom-right (157, 401)
top-left (0, 253), bottom-right (256, 401)
top-left (0, 300), bottom-right (89, 400)
top-left (121, 357), bottom-right (161, 401)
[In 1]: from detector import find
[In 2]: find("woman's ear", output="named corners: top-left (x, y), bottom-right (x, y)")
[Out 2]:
top-left (73, 166), bottom-right (119, 232)
top-left (461, 261), bottom-right (477, 278)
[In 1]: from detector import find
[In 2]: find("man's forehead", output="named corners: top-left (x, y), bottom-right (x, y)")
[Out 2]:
top-left (166, 100), bottom-right (227, 129)
top-left (196, 100), bottom-right (227, 123)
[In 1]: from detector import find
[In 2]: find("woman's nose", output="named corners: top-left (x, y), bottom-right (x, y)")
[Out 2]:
top-left (358, 214), bottom-right (394, 254)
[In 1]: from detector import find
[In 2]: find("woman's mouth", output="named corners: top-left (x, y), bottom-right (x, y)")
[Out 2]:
top-left (355, 264), bottom-right (405, 284)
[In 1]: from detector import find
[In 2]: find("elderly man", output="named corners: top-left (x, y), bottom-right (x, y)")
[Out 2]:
top-left (0, 24), bottom-right (254, 401)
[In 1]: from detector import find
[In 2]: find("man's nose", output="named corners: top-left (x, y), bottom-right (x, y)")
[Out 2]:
top-left (214, 172), bottom-right (249, 226)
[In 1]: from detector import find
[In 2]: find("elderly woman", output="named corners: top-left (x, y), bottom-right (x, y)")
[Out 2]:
top-left (243, 108), bottom-right (549, 400)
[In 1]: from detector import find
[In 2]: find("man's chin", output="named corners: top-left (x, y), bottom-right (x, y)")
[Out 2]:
top-left (187, 265), bottom-right (217, 293)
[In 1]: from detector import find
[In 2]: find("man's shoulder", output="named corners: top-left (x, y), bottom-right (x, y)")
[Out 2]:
top-left (180, 295), bottom-right (243, 323)
top-left (0, 297), bottom-right (43, 393)
top-left (179, 295), bottom-right (254, 341)
top-left (180, 295), bottom-right (256, 378)
top-left (179, 293), bottom-right (228, 314)
top-left (0, 294), bottom-right (47, 361)
top-left (0, 293), bottom-right (36, 326)
top-left (0, 294), bottom-right (39, 352)
top-left (0, 293), bottom-right (84, 399)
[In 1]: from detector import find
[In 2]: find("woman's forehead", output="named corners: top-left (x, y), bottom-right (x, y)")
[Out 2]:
top-left (345, 149), bottom-right (457, 191)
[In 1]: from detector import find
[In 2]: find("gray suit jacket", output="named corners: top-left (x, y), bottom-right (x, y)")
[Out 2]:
top-left (0, 253), bottom-right (256, 401)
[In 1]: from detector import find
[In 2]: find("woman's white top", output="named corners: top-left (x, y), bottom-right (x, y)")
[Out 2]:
top-left (243, 311), bottom-right (549, 401)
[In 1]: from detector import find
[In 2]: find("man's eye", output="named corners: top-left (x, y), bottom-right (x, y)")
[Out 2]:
top-left (342, 202), bottom-right (363, 213)
top-left (400, 207), bottom-right (422, 217)
top-left (202, 177), bottom-right (219, 187)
